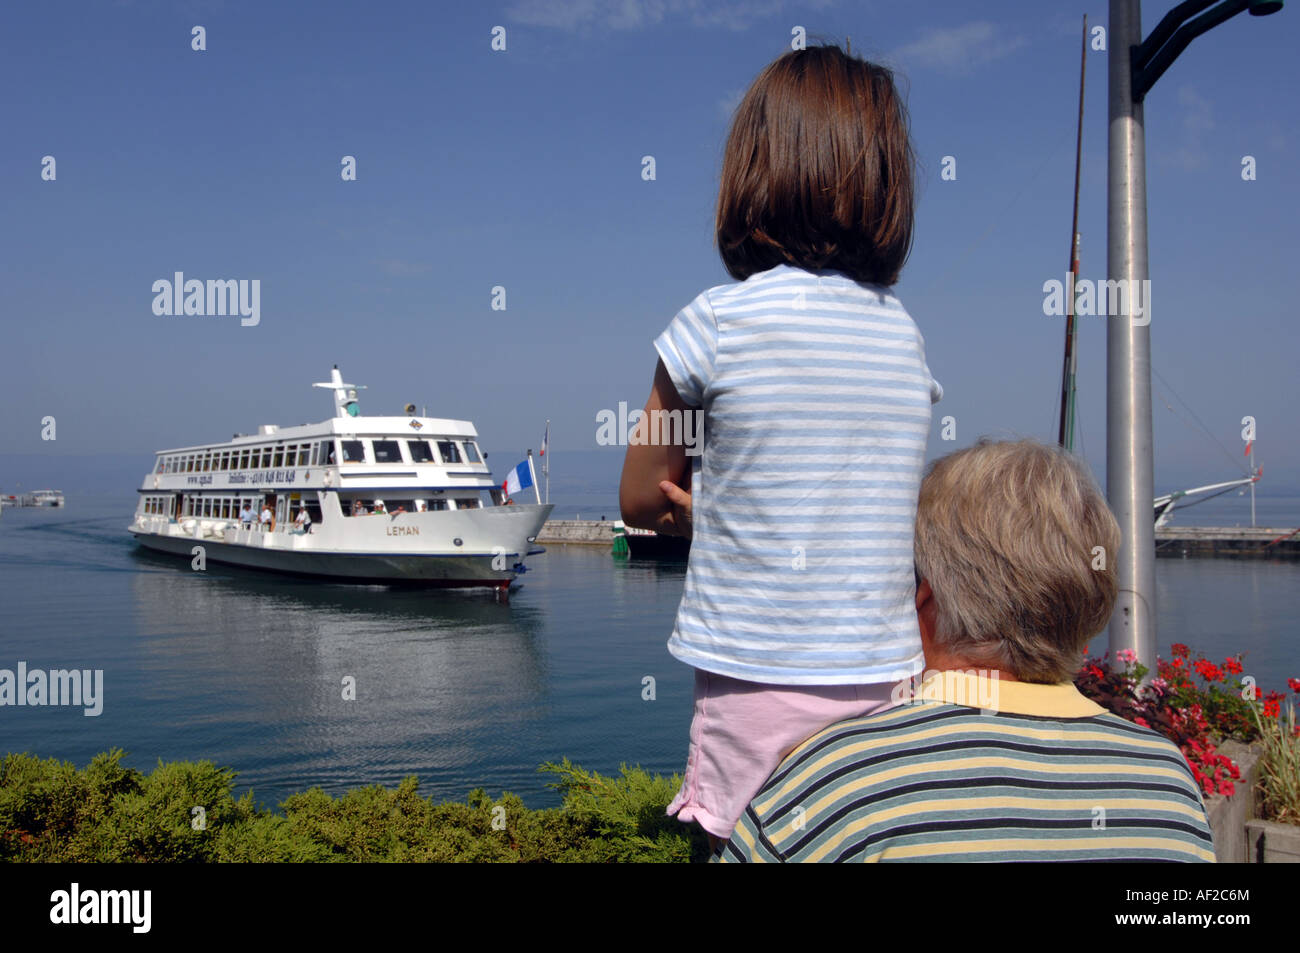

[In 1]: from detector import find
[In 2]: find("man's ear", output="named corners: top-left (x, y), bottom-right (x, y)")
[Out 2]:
top-left (916, 577), bottom-right (932, 611)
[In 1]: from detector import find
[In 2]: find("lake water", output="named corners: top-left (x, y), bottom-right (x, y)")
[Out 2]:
top-left (1, 495), bottom-right (1297, 811)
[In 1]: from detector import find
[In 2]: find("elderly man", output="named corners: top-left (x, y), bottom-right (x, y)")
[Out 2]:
top-left (717, 439), bottom-right (1214, 863)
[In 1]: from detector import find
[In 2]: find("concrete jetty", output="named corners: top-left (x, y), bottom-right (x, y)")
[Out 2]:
top-left (539, 521), bottom-right (1300, 557)
top-left (537, 519), bottom-right (616, 545)
top-left (1156, 526), bottom-right (1300, 558)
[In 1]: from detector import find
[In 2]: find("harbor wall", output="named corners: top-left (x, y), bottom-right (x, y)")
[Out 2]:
top-left (539, 522), bottom-right (1300, 555)
top-left (1156, 527), bottom-right (1300, 558)
top-left (537, 519), bottom-right (616, 545)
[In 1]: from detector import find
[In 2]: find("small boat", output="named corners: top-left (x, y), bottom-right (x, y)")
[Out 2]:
top-left (612, 521), bottom-right (690, 560)
top-left (22, 490), bottom-right (65, 507)
top-left (128, 366), bottom-right (552, 590)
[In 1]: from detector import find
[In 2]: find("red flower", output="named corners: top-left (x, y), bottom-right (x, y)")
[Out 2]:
top-left (1171, 643), bottom-right (1190, 658)
top-left (1223, 658), bottom-right (1243, 676)
top-left (1264, 691), bottom-right (1283, 719)
top-left (1194, 659), bottom-right (1224, 683)
top-left (1288, 678), bottom-right (1300, 694)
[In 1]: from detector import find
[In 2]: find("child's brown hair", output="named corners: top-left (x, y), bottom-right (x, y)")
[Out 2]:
top-left (716, 44), bottom-right (916, 287)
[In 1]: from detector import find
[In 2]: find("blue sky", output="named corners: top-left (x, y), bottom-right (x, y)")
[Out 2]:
top-left (2, 0), bottom-right (1295, 496)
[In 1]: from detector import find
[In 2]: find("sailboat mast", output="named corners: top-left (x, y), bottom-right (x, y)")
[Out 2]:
top-left (1058, 14), bottom-right (1089, 451)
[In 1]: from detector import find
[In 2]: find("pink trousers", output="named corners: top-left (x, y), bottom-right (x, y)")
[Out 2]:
top-left (667, 669), bottom-right (902, 840)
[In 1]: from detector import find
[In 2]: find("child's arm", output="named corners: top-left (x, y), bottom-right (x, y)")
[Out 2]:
top-left (619, 358), bottom-right (693, 536)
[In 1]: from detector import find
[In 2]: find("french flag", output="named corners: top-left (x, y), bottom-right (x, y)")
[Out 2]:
top-left (502, 460), bottom-right (534, 498)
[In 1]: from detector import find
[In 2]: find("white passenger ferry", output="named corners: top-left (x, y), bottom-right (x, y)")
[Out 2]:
top-left (129, 367), bottom-right (552, 590)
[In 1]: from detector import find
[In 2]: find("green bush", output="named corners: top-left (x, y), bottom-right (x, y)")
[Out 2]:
top-left (0, 749), bottom-right (710, 863)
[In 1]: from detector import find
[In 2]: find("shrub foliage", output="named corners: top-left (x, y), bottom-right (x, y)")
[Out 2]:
top-left (0, 750), bottom-right (711, 863)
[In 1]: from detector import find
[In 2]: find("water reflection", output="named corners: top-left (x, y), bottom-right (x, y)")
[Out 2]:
top-left (128, 548), bottom-right (551, 803)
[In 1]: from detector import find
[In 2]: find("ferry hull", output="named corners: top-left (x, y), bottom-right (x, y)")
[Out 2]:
top-left (129, 503), bottom-right (552, 588)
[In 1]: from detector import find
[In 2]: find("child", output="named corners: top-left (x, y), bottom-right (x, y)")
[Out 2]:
top-left (618, 44), bottom-right (942, 844)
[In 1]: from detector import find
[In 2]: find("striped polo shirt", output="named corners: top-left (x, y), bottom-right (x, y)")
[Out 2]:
top-left (654, 264), bottom-right (942, 685)
top-left (716, 672), bottom-right (1215, 862)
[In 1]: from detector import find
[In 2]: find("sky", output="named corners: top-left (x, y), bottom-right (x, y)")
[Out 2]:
top-left (1, 0), bottom-right (1296, 498)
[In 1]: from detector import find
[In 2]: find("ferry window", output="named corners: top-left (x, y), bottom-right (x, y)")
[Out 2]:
top-left (200, 453), bottom-right (208, 472)
top-left (296, 446), bottom-right (310, 466)
top-left (428, 499), bottom-right (448, 511)
top-left (155, 459), bottom-right (165, 474)
top-left (454, 498), bottom-right (481, 510)
top-left (272, 447), bottom-right (284, 467)
top-left (260, 447), bottom-right (273, 468)
top-left (373, 440), bottom-right (402, 463)
top-left (184, 456), bottom-right (193, 473)
top-left (341, 440), bottom-right (365, 463)
top-left (436, 440), bottom-right (462, 464)
top-left (407, 440), bottom-right (435, 463)
top-left (462, 442), bottom-right (482, 463)
top-left (313, 442), bottom-right (327, 465)
top-left (237, 450), bottom-right (249, 469)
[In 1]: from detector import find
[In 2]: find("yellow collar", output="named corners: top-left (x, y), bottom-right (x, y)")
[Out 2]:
top-left (910, 670), bottom-right (1105, 718)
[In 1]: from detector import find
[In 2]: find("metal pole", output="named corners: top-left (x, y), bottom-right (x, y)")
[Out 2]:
top-left (1107, 0), bottom-right (1157, 672)
top-left (1250, 446), bottom-right (1256, 526)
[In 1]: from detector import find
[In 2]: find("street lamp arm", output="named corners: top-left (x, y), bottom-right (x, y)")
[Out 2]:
top-left (1136, 0), bottom-right (1219, 73)
top-left (1133, 0), bottom-right (1251, 100)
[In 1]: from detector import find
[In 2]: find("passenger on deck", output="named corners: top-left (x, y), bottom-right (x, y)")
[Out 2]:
top-left (259, 503), bottom-right (274, 532)
top-left (295, 504), bottom-right (312, 533)
top-left (239, 503), bottom-right (254, 528)
top-left (352, 500), bottom-right (367, 516)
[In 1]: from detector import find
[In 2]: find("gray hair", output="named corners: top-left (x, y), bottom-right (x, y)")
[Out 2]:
top-left (914, 438), bottom-right (1121, 683)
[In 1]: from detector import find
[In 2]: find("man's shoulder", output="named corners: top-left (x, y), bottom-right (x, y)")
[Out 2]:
top-left (724, 702), bottom-right (1213, 863)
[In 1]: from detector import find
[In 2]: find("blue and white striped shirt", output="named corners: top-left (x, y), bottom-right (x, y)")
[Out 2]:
top-left (654, 264), bottom-right (942, 684)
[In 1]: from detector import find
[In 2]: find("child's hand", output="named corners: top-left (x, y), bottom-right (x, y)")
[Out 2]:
top-left (658, 480), bottom-right (693, 539)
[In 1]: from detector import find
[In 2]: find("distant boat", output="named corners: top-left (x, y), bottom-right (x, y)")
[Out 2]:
top-left (129, 366), bottom-right (552, 590)
top-left (612, 521), bottom-right (690, 561)
top-left (22, 490), bottom-right (65, 507)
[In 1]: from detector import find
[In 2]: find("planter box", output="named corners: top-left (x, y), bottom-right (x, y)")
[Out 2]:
top-left (1204, 740), bottom-right (1259, 863)
top-left (1245, 819), bottom-right (1300, 863)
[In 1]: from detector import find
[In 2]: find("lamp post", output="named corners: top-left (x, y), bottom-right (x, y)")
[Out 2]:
top-left (1107, 0), bottom-right (1283, 672)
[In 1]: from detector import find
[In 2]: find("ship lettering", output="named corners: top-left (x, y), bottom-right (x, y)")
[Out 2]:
top-left (386, 525), bottom-right (419, 536)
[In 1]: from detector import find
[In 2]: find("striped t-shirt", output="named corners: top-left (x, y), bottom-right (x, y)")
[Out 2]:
top-left (716, 673), bottom-right (1216, 862)
top-left (654, 264), bottom-right (942, 684)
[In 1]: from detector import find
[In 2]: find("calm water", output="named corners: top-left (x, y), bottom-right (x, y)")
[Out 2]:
top-left (1, 496), bottom-right (1297, 811)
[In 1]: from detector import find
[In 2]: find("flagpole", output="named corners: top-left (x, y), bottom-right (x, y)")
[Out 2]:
top-left (527, 450), bottom-right (541, 505)
top-left (544, 419), bottom-right (550, 505)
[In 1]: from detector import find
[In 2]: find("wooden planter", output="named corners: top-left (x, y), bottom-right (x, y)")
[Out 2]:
top-left (1245, 819), bottom-right (1300, 863)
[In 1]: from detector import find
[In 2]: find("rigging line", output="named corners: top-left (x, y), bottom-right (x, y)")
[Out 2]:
top-left (1151, 365), bottom-right (1251, 476)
